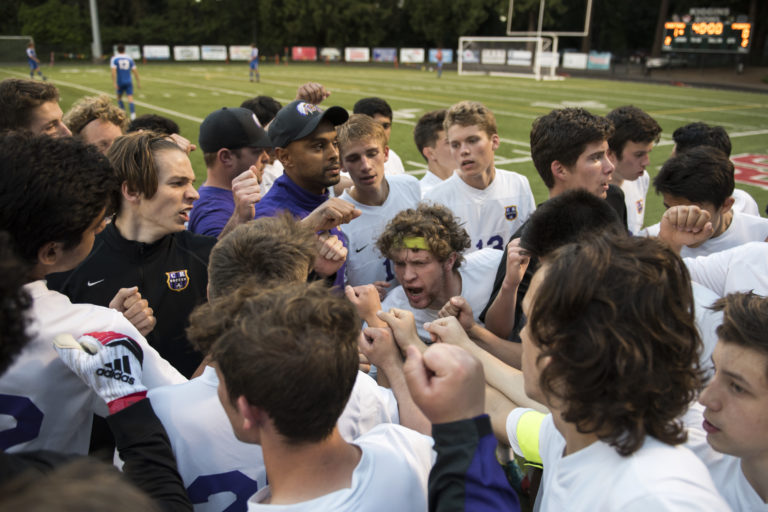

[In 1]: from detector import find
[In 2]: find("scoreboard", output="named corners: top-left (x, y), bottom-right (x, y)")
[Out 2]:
top-left (662, 21), bottom-right (751, 53)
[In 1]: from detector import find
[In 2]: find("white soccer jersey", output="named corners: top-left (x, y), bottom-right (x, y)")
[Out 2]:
top-left (260, 159), bottom-right (283, 195)
top-left (507, 409), bottom-right (731, 512)
top-left (340, 175), bottom-right (421, 288)
top-left (419, 170), bottom-right (450, 198)
top-left (381, 248), bottom-right (503, 343)
top-left (620, 170), bottom-right (650, 235)
top-left (0, 280), bottom-right (185, 455)
top-left (424, 169), bottom-right (535, 254)
top-left (683, 402), bottom-right (767, 512)
top-left (680, 211), bottom-right (768, 259)
top-left (692, 282), bottom-right (722, 379)
top-left (246, 423), bottom-right (434, 511)
top-left (148, 367), bottom-right (399, 512)
top-left (383, 148), bottom-right (405, 175)
top-left (684, 241), bottom-right (768, 297)
top-left (732, 188), bottom-right (760, 216)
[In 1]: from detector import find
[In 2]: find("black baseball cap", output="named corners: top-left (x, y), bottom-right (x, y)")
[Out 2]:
top-left (199, 107), bottom-right (272, 153)
top-left (268, 100), bottom-right (348, 148)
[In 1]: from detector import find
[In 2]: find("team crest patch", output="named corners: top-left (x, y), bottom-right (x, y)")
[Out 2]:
top-left (296, 102), bottom-right (321, 116)
top-left (636, 199), bottom-right (644, 214)
top-left (505, 205), bottom-right (518, 221)
top-left (166, 270), bottom-right (189, 291)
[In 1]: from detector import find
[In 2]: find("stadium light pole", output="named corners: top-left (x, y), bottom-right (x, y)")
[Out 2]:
top-left (89, 0), bottom-right (103, 62)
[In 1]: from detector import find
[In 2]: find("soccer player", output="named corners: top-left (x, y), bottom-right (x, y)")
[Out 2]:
top-left (47, 131), bottom-right (216, 378)
top-left (249, 44), bottom-right (260, 83)
top-left (337, 114), bottom-right (421, 291)
top-left (25, 41), bottom-right (46, 80)
top-left (0, 132), bottom-right (184, 456)
top-left (63, 94), bottom-right (128, 154)
top-left (605, 105), bottom-right (662, 234)
top-left (378, 203), bottom-right (502, 343)
top-left (424, 100), bottom-right (535, 253)
top-left (649, 146), bottom-right (768, 257)
top-left (413, 109), bottom-right (455, 197)
top-left (111, 44), bottom-right (140, 120)
top-left (0, 78), bottom-right (71, 136)
top-left (189, 107), bottom-right (272, 238)
top-left (211, 281), bottom-right (434, 510)
top-left (353, 97), bottom-right (406, 175)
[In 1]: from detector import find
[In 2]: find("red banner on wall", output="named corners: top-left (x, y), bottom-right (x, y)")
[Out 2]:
top-left (292, 47), bottom-right (317, 61)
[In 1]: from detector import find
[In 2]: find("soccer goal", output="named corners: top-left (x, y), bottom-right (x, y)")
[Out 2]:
top-left (457, 36), bottom-right (562, 81)
top-left (0, 36), bottom-right (34, 64)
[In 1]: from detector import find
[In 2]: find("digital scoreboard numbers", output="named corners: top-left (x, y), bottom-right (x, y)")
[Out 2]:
top-left (663, 21), bottom-right (751, 53)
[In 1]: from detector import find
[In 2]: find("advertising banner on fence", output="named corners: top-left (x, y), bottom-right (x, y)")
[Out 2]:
top-left (587, 51), bottom-right (611, 70)
top-left (536, 51), bottom-right (559, 67)
top-left (201, 45), bottom-right (227, 61)
top-left (400, 48), bottom-right (425, 63)
top-left (373, 48), bottom-right (397, 62)
top-left (481, 48), bottom-right (506, 65)
top-left (428, 49), bottom-right (454, 63)
top-left (562, 52), bottom-right (588, 69)
top-left (320, 47), bottom-right (341, 61)
top-left (113, 45), bottom-right (141, 59)
top-left (229, 45), bottom-right (252, 61)
top-left (507, 50), bottom-right (532, 66)
top-left (462, 48), bottom-right (480, 63)
top-left (292, 46), bottom-right (317, 61)
top-left (173, 46), bottom-right (200, 61)
top-left (345, 47), bottom-right (370, 62)
top-left (143, 45), bottom-right (170, 60)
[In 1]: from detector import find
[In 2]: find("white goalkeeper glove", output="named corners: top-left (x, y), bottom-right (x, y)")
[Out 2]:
top-left (54, 331), bottom-right (148, 414)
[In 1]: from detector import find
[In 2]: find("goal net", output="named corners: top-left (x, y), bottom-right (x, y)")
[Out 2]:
top-left (457, 36), bottom-right (561, 80)
top-left (0, 36), bottom-right (34, 64)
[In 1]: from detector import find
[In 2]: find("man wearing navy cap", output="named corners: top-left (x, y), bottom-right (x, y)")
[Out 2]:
top-left (188, 107), bottom-right (273, 238)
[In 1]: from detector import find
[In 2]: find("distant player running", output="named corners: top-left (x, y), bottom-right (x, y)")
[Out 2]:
top-left (110, 44), bottom-right (140, 120)
top-left (249, 44), bottom-right (260, 83)
top-left (26, 42), bottom-right (46, 80)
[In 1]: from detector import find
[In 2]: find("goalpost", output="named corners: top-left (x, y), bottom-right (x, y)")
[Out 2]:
top-left (457, 35), bottom-right (561, 80)
top-left (0, 36), bottom-right (34, 64)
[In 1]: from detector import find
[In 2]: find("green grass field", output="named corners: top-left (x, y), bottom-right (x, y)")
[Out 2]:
top-left (2, 62), bottom-right (767, 225)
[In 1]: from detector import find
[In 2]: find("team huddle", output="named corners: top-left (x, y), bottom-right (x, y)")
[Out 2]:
top-left (0, 68), bottom-right (767, 512)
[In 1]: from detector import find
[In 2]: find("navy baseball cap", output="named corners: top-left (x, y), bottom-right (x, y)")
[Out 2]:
top-left (268, 100), bottom-right (348, 148)
top-left (199, 107), bottom-right (272, 153)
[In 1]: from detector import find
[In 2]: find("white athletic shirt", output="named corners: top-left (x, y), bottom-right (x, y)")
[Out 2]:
top-left (383, 148), bottom-right (405, 175)
top-left (261, 160), bottom-right (284, 195)
top-left (683, 402), bottom-right (767, 512)
top-left (381, 248), bottom-right (502, 343)
top-left (732, 188), bottom-right (760, 216)
top-left (246, 423), bottom-right (434, 511)
top-left (340, 175), bottom-right (421, 287)
top-left (680, 212), bottom-right (768, 259)
top-left (148, 367), bottom-right (399, 512)
top-left (424, 169), bottom-right (535, 254)
top-left (419, 170), bottom-right (450, 198)
top-left (620, 171), bottom-right (650, 235)
top-left (0, 280), bottom-right (185, 455)
top-left (506, 409), bottom-right (731, 512)
top-left (684, 241), bottom-right (768, 297)
top-left (692, 282), bottom-right (722, 379)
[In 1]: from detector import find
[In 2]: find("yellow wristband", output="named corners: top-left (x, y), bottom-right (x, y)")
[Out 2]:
top-left (517, 410), bottom-right (545, 466)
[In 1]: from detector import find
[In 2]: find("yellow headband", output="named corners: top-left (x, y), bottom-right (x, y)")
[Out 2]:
top-left (401, 237), bottom-right (429, 251)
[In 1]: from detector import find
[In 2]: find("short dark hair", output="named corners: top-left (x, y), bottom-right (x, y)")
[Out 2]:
top-left (530, 108), bottom-right (614, 189)
top-left (0, 133), bottom-right (117, 266)
top-left (0, 232), bottom-right (32, 375)
top-left (712, 292), bottom-right (768, 379)
top-left (653, 146), bottom-right (734, 208)
top-left (107, 131), bottom-right (184, 201)
top-left (606, 105), bottom-right (661, 156)
top-left (353, 97), bottom-right (392, 120)
top-left (672, 122), bottom-right (732, 157)
top-left (209, 281), bottom-right (360, 443)
top-left (413, 109), bottom-right (446, 162)
top-left (240, 96), bottom-right (283, 126)
top-left (377, 203), bottom-right (471, 270)
top-left (127, 114), bottom-right (180, 135)
top-left (520, 189), bottom-right (624, 258)
top-left (530, 234), bottom-right (703, 456)
top-left (0, 78), bottom-right (60, 132)
top-left (117, 44), bottom-right (126, 53)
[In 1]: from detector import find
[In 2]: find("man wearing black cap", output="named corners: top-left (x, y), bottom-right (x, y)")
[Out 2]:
top-left (252, 100), bottom-right (360, 288)
top-left (189, 107), bottom-right (272, 238)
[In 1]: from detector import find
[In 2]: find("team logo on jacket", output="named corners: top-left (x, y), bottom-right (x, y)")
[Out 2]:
top-left (166, 270), bottom-right (189, 291)
top-left (505, 205), bottom-right (518, 220)
top-left (636, 199), bottom-right (644, 214)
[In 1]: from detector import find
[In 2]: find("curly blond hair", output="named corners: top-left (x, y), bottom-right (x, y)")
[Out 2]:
top-left (63, 95), bottom-right (128, 136)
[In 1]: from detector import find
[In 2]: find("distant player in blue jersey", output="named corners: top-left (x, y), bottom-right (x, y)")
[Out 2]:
top-left (249, 44), bottom-right (260, 83)
top-left (26, 42), bottom-right (46, 81)
top-left (110, 44), bottom-right (141, 120)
